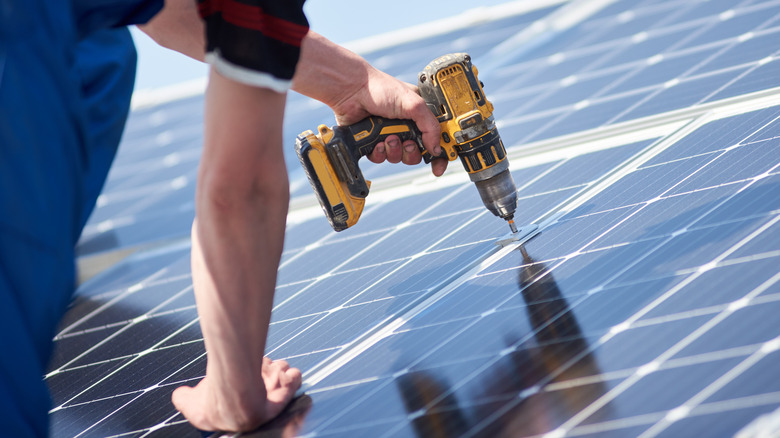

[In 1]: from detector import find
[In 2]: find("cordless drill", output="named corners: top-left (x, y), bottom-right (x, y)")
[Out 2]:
top-left (295, 53), bottom-right (518, 233)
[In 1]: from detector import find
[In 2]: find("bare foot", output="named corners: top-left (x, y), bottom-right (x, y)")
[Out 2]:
top-left (172, 358), bottom-right (303, 432)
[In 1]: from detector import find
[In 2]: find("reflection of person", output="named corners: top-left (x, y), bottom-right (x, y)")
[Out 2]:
top-left (397, 371), bottom-right (469, 437)
top-left (483, 245), bottom-right (608, 434)
top-left (239, 394), bottom-right (313, 438)
top-left (391, 245), bottom-right (605, 436)
top-left (1, 0), bottom-right (446, 435)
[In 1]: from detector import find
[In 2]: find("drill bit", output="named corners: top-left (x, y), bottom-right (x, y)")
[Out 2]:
top-left (507, 218), bottom-right (518, 234)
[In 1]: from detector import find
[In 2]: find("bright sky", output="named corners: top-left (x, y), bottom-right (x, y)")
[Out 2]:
top-left (131, 0), bottom-right (513, 90)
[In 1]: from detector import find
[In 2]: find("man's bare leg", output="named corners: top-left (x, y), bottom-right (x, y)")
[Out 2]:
top-left (172, 69), bottom-right (301, 432)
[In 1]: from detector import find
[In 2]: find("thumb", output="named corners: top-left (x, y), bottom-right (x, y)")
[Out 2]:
top-left (406, 96), bottom-right (442, 158)
top-left (431, 158), bottom-right (448, 177)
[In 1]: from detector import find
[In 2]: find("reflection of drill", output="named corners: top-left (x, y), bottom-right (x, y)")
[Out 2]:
top-left (295, 53), bottom-right (518, 233)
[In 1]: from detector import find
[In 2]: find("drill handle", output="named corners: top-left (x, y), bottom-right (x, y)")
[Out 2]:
top-left (339, 116), bottom-right (422, 158)
top-left (296, 116), bottom-right (448, 232)
top-left (339, 116), bottom-right (446, 164)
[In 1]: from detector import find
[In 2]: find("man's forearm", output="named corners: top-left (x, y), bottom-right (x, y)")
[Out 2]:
top-left (179, 68), bottom-right (291, 430)
top-left (291, 32), bottom-right (372, 109)
top-left (195, 68), bottom-right (288, 373)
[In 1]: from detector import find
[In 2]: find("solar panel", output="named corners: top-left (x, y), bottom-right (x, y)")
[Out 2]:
top-left (52, 0), bottom-right (780, 436)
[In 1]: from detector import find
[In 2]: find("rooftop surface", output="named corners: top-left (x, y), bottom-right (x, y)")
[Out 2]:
top-left (51, 0), bottom-right (780, 436)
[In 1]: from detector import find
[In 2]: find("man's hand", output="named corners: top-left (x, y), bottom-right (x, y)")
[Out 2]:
top-left (344, 73), bottom-right (448, 177)
top-left (172, 358), bottom-right (302, 431)
top-left (292, 33), bottom-right (448, 176)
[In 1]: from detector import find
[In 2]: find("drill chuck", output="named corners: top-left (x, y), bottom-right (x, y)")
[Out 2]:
top-left (474, 169), bottom-right (518, 225)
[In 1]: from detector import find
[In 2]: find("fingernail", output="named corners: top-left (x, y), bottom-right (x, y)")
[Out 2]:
top-left (376, 144), bottom-right (385, 153)
top-left (405, 144), bottom-right (415, 152)
top-left (387, 138), bottom-right (400, 148)
top-left (434, 146), bottom-right (442, 155)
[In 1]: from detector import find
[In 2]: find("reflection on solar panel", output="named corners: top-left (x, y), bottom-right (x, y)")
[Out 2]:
top-left (55, 0), bottom-right (780, 436)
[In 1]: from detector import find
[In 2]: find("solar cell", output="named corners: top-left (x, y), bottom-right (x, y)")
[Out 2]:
top-left (641, 257), bottom-right (780, 317)
top-left (663, 0), bottom-right (752, 26)
top-left (600, 28), bottom-right (695, 67)
top-left (693, 28), bottom-right (780, 73)
top-left (580, 355), bottom-right (745, 422)
top-left (677, 3), bottom-right (780, 49)
top-left (613, 68), bottom-right (754, 122)
top-left (727, 220), bottom-right (780, 258)
top-left (706, 54), bottom-right (780, 101)
top-left (661, 402), bottom-right (780, 438)
top-left (697, 173), bottom-right (780, 225)
top-left (606, 47), bottom-right (722, 95)
top-left (50, 0), bottom-right (780, 436)
top-left (528, 92), bottom-right (656, 141)
top-left (668, 138), bottom-right (779, 194)
top-left (517, 70), bottom-right (630, 113)
top-left (647, 107), bottom-right (780, 164)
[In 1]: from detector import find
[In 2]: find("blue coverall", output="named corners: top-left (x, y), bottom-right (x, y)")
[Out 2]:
top-left (0, 0), bottom-right (162, 435)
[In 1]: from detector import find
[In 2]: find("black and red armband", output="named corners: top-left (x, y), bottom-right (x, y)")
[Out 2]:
top-left (197, 0), bottom-right (309, 91)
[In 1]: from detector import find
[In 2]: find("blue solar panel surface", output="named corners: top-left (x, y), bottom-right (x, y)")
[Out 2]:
top-left (54, 0), bottom-right (780, 436)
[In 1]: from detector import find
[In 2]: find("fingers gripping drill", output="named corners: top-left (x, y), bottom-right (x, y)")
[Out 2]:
top-left (295, 53), bottom-right (519, 233)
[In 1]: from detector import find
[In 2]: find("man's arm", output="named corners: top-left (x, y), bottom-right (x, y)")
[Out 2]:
top-left (170, 68), bottom-right (301, 431)
top-left (145, 2), bottom-right (305, 429)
